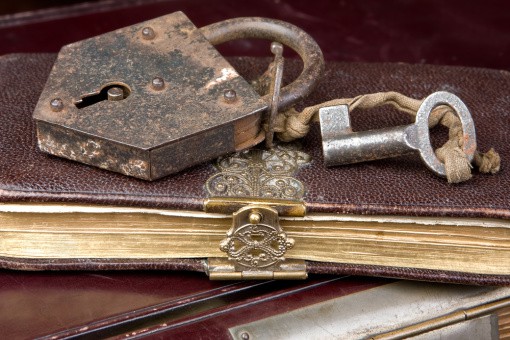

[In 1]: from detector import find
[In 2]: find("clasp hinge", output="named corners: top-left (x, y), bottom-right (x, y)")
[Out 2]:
top-left (208, 258), bottom-right (307, 280)
top-left (207, 204), bottom-right (307, 280)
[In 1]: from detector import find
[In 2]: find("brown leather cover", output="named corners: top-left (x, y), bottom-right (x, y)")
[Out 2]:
top-left (1, 53), bottom-right (509, 285)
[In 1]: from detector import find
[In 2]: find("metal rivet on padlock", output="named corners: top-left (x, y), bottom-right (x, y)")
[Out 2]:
top-left (319, 91), bottom-right (477, 177)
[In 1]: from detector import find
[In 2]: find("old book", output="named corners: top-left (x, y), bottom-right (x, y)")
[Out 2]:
top-left (0, 53), bottom-right (509, 285)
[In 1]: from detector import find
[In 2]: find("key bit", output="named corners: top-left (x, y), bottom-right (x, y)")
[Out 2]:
top-left (319, 91), bottom-right (477, 177)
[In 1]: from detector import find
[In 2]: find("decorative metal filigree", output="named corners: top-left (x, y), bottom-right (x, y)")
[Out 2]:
top-left (220, 206), bottom-right (294, 269)
top-left (206, 144), bottom-right (310, 199)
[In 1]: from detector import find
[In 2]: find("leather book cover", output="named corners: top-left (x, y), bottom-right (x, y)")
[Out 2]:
top-left (0, 53), bottom-right (509, 285)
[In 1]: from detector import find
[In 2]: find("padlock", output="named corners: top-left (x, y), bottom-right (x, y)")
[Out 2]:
top-left (33, 11), bottom-right (324, 180)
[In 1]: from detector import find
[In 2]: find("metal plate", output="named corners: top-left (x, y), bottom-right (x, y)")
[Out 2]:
top-left (229, 281), bottom-right (510, 339)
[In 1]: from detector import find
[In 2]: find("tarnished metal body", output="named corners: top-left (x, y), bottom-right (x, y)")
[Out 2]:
top-left (33, 12), bottom-right (324, 180)
top-left (319, 91), bottom-right (477, 177)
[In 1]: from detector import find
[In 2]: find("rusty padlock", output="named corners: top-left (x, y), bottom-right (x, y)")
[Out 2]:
top-left (33, 11), bottom-right (324, 180)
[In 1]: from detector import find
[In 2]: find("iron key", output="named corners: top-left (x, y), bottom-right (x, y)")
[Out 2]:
top-left (319, 91), bottom-right (477, 177)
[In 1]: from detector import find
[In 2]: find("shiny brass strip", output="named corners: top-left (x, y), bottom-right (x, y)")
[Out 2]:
top-left (209, 272), bottom-right (243, 280)
top-left (372, 298), bottom-right (510, 340)
top-left (272, 272), bottom-right (308, 280)
top-left (207, 258), bottom-right (307, 280)
top-left (236, 271), bottom-right (307, 280)
top-left (204, 197), bottom-right (306, 216)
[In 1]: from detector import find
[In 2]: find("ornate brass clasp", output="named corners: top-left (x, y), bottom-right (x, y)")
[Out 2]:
top-left (207, 204), bottom-right (306, 280)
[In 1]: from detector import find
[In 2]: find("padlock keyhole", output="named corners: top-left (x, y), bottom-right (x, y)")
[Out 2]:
top-left (75, 83), bottom-right (130, 109)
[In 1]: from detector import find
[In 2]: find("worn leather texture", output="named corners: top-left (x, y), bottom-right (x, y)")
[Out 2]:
top-left (0, 54), bottom-right (509, 285)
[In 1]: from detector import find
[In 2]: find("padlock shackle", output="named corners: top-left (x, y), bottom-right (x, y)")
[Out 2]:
top-left (200, 17), bottom-right (324, 109)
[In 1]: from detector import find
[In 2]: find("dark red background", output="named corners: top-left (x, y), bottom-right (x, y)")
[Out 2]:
top-left (1, 0), bottom-right (509, 69)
